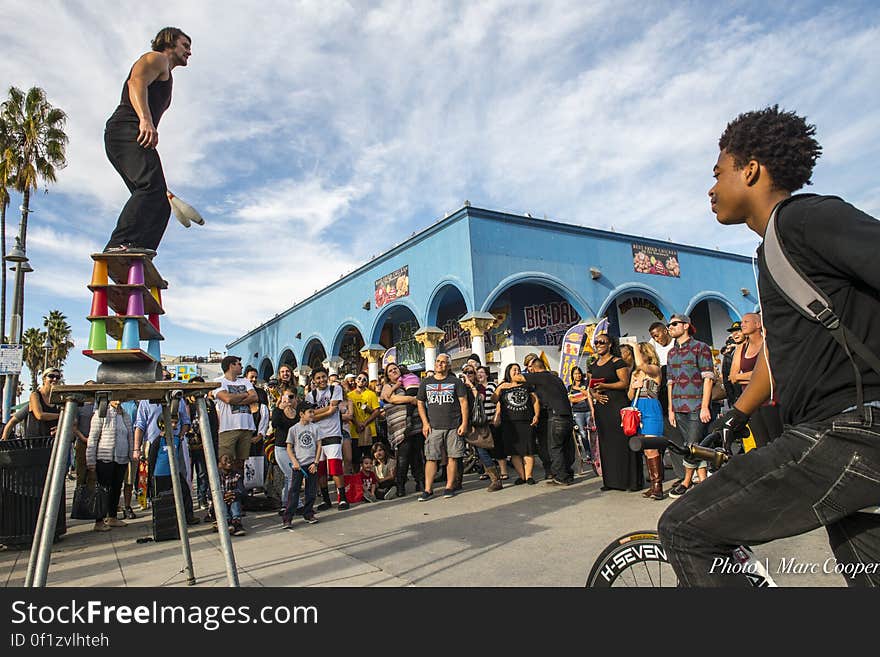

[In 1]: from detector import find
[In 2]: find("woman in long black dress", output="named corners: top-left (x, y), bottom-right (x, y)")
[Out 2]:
top-left (591, 336), bottom-right (643, 492)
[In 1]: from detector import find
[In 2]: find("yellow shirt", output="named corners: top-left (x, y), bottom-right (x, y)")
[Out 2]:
top-left (347, 388), bottom-right (380, 446)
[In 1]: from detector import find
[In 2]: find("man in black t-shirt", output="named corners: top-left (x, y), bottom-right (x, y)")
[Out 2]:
top-left (659, 106), bottom-right (880, 586)
top-left (513, 353), bottom-right (574, 485)
top-left (416, 354), bottom-right (469, 500)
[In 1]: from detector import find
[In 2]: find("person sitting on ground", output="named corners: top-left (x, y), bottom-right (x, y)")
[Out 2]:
top-left (358, 455), bottom-right (380, 503)
top-left (371, 442), bottom-right (397, 499)
top-left (86, 399), bottom-right (134, 532)
top-left (217, 454), bottom-right (246, 536)
top-left (282, 402), bottom-right (320, 528)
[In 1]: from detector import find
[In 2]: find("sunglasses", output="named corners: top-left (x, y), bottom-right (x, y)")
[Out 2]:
top-left (667, 321), bottom-right (683, 327)
top-left (595, 341), bottom-right (610, 346)
top-left (47, 374), bottom-right (61, 380)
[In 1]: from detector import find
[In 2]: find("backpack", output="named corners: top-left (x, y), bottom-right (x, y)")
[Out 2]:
top-left (762, 195), bottom-right (880, 418)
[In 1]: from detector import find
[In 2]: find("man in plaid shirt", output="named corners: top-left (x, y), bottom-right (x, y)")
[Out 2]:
top-left (666, 313), bottom-right (715, 498)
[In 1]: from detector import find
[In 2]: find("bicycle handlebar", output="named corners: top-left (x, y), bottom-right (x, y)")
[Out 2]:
top-left (628, 433), bottom-right (731, 470)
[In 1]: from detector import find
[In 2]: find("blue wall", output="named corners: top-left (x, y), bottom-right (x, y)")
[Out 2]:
top-left (228, 206), bottom-right (756, 372)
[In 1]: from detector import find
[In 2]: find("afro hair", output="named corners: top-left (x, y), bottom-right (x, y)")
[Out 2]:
top-left (719, 105), bottom-right (822, 193)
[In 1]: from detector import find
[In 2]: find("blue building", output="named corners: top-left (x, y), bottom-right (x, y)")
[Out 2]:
top-left (227, 205), bottom-right (756, 381)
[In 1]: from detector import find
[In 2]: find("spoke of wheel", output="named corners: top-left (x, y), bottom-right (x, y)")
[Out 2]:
top-left (642, 560), bottom-right (656, 587)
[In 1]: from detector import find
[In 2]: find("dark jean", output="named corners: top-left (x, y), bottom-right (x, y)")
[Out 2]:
top-left (658, 405), bottom-right (880, 587)
top-left (190, 448), bottom-right (209, 505)
top-left (283, 466), bottom-right (317, 522)
top-left (674, 411), bottom-right (708, 469)
top-left (548, 414), bottom-right (574, 482)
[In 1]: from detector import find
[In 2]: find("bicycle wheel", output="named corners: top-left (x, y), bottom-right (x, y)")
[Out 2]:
top-left (586, 531), bottom-right (677, 587)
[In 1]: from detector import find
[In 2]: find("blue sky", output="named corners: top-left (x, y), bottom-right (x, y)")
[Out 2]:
top-left (2, 0), bottom-right (878, 387)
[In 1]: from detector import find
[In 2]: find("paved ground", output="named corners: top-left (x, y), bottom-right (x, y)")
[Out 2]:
top-left (1, 468), bottom-right (845, 587)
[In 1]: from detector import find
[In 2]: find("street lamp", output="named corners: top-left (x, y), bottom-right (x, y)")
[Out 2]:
top-left (3, 238), bottom-right (30, 422)
top-left (43, 333), bottom-right (52, 371)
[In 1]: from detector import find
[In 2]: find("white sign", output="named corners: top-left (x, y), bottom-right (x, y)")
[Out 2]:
top-left (0, 344), bottom-right (23, 375)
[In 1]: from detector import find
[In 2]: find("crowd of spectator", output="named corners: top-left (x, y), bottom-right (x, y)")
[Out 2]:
top-left (1, 310), bottom-right (783, 538)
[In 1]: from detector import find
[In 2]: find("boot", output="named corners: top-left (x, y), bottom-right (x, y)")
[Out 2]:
top-left (485, 466), bottom-right (503, 492)
top-left (646, 455), bottom-right (665, 500)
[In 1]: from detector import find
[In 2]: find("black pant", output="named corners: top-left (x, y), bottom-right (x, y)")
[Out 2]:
top-left (104, 122), bottom-right (171, 251)
top-left (95, 461), bottom-right (126, 519)
top-left (535, 413), bottom-right (552, 477)
top-left (395, 434), bottom-right (425, 490)
top-left (548, 415), bottom-right (574, 482)
top-left (659, 405), bottom-right (880, 586)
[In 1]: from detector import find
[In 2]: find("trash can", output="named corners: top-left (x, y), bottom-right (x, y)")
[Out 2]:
top-left (0, 436), bottom-right (66, 548)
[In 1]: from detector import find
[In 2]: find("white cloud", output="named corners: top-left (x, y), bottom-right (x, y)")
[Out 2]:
top-left (1, 0), bottom-right (878, 378)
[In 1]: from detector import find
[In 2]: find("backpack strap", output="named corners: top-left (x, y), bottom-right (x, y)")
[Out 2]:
top-left (762, 196), bottom-right (880, 416)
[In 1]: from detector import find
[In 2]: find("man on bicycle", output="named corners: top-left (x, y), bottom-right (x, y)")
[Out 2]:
top-left (658, 106), bottom-right (880, 586)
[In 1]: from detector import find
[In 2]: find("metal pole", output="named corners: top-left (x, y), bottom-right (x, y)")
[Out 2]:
top-left (161, 401), bottom-right (196, 585)
top-left (31, 399), bottom-right (78, 587)
top-left (2, 262), bottom-right (23, 423)
top-left (23, 419), bottom-right (65, 586)
top-left (195, 395), bottom-right (239, 586)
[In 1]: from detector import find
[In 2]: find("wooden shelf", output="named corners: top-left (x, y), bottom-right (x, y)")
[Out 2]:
top-left (82, 348), bottom-right (157, 363)
top-left (91, 252), bottom-right (168, 290)
top-left (88, 315), bottom-right (164, 342)
top-left (87, 284), bottom-right (165, 316)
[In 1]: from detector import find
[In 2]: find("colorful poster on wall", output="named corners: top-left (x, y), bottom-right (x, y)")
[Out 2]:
top-left (522, 300), bottom-right (581, 347)
top-left (374, 265), bottom-right (409, 308)
top-left (632, 243), bottom-right (681, 277)
top-left (559, 322), bottom-right (588, 386)
top-left (173, 365), bottom-right (199, 382)
top-left (382, 347), bottom-right (397, 368)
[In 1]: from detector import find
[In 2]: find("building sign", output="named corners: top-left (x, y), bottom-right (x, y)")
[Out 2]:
top-left (632, 244), bottom-right (680, 277)
top-left (0, 344), bottom-right (23, 375)
top-left (617, 296), bottom-right (665, 321)
top-left (374, 265), bottom-right (409, 308)
top-left (522, 301), bottom-right (581, 347)
top-left (443, 319), bottom-right (471, 356)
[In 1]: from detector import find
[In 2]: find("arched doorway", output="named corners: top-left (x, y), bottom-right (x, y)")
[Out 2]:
top-left (432, 284), bottom-right (471, 369)
top-left (372, 302), bottom-right (423, 371)
top-left (482, 281), bottom-right (585, 374)
top-left (600, 289), bottom-right (671, 342)
top-left (302, 338), bottom-right (327, 370)
top-left (258, 358), bottom-right (274, 382)
top-left (689, 296), bottom-right (739, 349)
top-left (333, 325), bottom-right (366, 376)
top-left (278, 348), bottom-right (297, 370)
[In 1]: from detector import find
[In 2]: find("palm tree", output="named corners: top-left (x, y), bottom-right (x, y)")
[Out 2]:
top-left (1, 86), bottom-right (68, 252)
top-left (21, 326), bottom-right (46, 392)
top-left (0, 116), bottom-right (13, 344)
top-left (43, 309), bottom-right (74, 369)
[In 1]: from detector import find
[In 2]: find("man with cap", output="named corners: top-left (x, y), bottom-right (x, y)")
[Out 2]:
top-left (720, 320), bottom-right (745, 407)
top-left (665, 314), bottom-right (715, 498)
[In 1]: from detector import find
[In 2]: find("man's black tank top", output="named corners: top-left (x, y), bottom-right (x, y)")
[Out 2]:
top-left (107, 67), bottom-right (173, 127)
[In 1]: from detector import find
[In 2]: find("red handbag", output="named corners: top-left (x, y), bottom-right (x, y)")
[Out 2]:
top-left (620, 386), bottom-right (642, 437)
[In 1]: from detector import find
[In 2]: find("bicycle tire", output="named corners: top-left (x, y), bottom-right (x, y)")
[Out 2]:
top-left (586, 530), bottom-right (677, 588)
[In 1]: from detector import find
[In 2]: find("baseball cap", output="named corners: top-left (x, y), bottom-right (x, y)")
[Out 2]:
top-left (343, 373), bottom-right (356, 380)
top-left (726, 321), bottom-right (742, 332)
top-left (669, 313), bottom-right (691, 325)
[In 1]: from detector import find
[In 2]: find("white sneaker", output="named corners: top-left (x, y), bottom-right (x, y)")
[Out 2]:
top-left (363, 489), bottom-right (377, 503)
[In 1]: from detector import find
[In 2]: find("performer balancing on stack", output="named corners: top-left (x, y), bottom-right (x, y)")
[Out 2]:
top-left (104, 27), bottom-right (191, 255)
